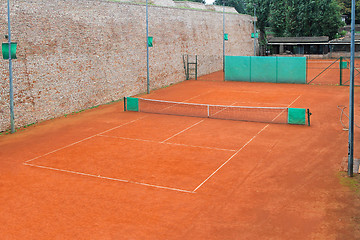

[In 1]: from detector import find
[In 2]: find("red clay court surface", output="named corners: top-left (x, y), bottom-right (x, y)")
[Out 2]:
top-left (1, 75), bottom-right (360, 239)
top-left (306, 58), bottom-right (360, 86)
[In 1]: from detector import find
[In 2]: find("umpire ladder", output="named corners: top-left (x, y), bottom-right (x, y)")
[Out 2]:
top-left (183, 54), bottom-right (197, 80)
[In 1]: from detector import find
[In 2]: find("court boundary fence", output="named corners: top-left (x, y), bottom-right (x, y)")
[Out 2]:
top-left (306, 57), bottom-right (360, 86)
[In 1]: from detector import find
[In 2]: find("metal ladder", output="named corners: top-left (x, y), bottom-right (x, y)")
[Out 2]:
top-left (183, 54), bottom-right (197, 80)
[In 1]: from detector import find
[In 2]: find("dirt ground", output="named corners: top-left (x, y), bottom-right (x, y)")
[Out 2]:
top-left (1, 77), bottom-right (359, 239)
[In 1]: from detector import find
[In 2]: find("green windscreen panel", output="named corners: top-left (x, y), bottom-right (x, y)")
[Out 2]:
top-left (288, 108), bottom-right (306, 125)
top-left (340, 61), bottom-right (348, 69)
top-left (225, 56), bottom-right (251, 81)
top-left (277, 57), bottom-right (306, 84)
top-left (225, 56), bottom-right (306, 84)
top-left (251, 56), bottom-right (277, 82)
top-left (127, 97), bottom-right (139, 111)
top-left (2, 42), bottom-right (17, 59)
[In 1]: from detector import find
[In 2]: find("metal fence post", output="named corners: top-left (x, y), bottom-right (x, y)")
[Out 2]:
top-left (340, 57), bottom-right (343, 86)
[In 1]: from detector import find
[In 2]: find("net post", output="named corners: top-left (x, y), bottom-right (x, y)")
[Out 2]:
top-left (124, 97), bottom-right (127, 111)
top-left (195, 55), bottom-right (198, 80)
top-left (306, 56), bottom-right (308, 84)
top-left (186, 55), bottom-right (189, 80)
top-left (207, 105), bottom-right (210, 118)
top-left (340, 57), bottom-right (343, 86)
top-left (307, 109), bottom-right (311, 126)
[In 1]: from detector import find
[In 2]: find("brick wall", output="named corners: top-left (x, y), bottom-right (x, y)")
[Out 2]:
top-left (0, 0), bottom-right (254, 132)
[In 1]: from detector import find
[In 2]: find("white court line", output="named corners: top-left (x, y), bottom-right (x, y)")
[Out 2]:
top-left (182, 90), bottom-right (214, 103)
top-left (161, 120), bottom-right (205, 143)
top-left (24, 116), bottom-right (146, 163)
top-left (98, 135), bottom-right (236, 152)
top-left (154, 94), bottom-right (237, 145)
top-left (22, 93), bottom-right (214, 194)
top-left (192, 95), bottom-right (302, 192)
top-left (210, 101), bottom-right (238, 118)
top-left (24, 162), bottom-right (194, 194)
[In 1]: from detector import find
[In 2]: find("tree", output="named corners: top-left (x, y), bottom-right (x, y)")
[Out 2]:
top-left (193, 0), bottom-right (206, 3)
top-left (177, 0), bottom-right (206, 3)
top-left (244, 0), bottom-right (271, 55)
top-left (214, 0), bottom-right (246, 14)
top-left (268, 0), bottom-right (343, 39)
top-left (244, 0), bottom-right (271, 35)
top-left (269, 0), bottom-right (287, 37)
top-left (336, 0), bottom-right (360, 24)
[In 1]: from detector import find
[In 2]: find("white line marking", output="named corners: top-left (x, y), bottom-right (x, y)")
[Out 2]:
top-left (23, 162), bottom-right (195, 194)
top-left (210, 101), bottom-right (238, 118)
top-left (161, 120), bottom-right (205, 143)
top-left (182, 90), bottom-right (214, 102)
top-left (192, 124), bottom-right (268, 192)
top-left (24, 116), bottom-right (146, 163)
top-left (98, 135), bottom-right (236, 152)
top-left (192, 95), bottom-right (302, 192)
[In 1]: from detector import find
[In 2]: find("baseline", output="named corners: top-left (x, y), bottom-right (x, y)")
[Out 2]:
top-left (24, 116), bottom-right (146, 164)
top-left (24, 162), bottom-right (194, 194)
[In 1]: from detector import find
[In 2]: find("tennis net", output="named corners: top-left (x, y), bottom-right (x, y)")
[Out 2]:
top-left (124, 97), bottom-right (309, 125)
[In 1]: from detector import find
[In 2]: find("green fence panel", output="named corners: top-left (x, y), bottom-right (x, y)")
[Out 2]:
top-left (277, 57), bottom-right (306, 84)
top-left (288, 108), bottom-right (306, 125)
top-left (126, 97), bottom-right (139, 111)
top-left (225, 56), bottom-right (251, 81)
top-left (251, 56), bottom-right (277, 82)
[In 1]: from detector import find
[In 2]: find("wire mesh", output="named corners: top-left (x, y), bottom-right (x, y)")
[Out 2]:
top-left (137, 98), bottom-right (289, 124)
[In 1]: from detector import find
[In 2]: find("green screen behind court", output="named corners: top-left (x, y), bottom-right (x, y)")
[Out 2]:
top-left (225, 56), bottom-right (306, 84)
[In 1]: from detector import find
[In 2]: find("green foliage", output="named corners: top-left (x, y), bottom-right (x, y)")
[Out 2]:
top-left (177, 0), bottom-right (206, 3)
top-left (214, 0), bottom-right (246, 14)
top-left (336, 0), bottom-right (360, 24)
top-left (244, 0), bottom-right (271, 33)
top-left (249, 0), bottom-right (344, 40)
top-left (269, 0), bottom-right (286, 37)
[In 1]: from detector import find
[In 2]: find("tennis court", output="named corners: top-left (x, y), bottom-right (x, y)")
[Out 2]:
top-left (307, 58), bottom-right (360, 85)
top-left (1, 77), bottom-right (359, 239)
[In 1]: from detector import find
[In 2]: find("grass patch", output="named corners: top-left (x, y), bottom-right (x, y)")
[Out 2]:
top-left (0, 121), bottom-right (37, 135)
top-left (338, 172), bottom-right (360, 196)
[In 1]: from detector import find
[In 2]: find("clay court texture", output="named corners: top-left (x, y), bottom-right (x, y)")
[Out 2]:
top-left (307, 58), bottom-right (360, 86)
top-left (1, 74), bottom-right (360, 239)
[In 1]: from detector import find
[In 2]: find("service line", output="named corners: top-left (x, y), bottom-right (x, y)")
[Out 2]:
top-left (24, 116), bottom-right (146, 164)
top-left (99, 135), bottom-right (236, 152)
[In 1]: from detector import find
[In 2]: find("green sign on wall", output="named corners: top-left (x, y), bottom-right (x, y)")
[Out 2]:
top-left (147, 36), bottom-right (153, 47)
top-left (2, 42), bottom-right (17, 59)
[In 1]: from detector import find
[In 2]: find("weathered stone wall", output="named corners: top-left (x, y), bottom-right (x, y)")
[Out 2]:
top-left (0, 0), bottom-right (254, 132)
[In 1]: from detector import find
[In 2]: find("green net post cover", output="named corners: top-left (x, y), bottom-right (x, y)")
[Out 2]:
top-left (126, 97), bottom-right (139, 111)
top-left (147, 36), bottom-right (153, 47)
top-left (224, 33), bottom-right (228, 41)
top-left (251, 33), bottom-right (259, 38)
top-left (2, 42), bottom-right (17, 59)
top-left (340, 61), bottom-right (348, 69)
top-left (288, 108), bottom-right (306, 125)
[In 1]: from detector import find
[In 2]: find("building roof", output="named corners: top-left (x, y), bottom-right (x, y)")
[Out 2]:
top-left (329, 34), bottom-right (360, 44)
top-left (268, 36), bottom-right (329, 43)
